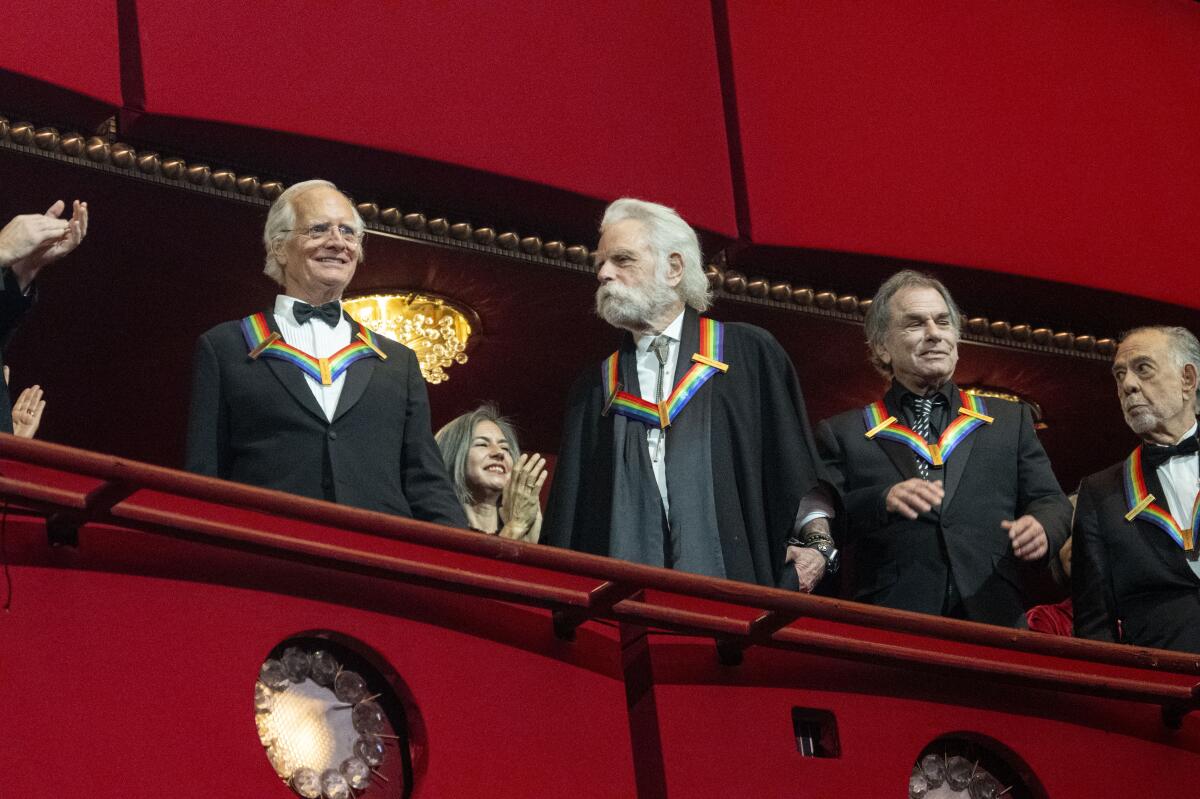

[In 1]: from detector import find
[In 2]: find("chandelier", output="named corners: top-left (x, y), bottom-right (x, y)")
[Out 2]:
top-left (342, 292), bottom-right (476, 384)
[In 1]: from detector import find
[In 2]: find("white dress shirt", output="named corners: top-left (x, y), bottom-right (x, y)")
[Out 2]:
top-left (273, 295), bottom-right (351, 421)
top-left (634, 309), bottom-right (685, 514)
top-left (1150, 421), bottom-right (1200, 578)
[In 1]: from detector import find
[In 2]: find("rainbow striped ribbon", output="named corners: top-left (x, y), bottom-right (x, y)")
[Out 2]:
top-left (240, 312), bottom-right (387, 386)
top-left (862, 390), bottom-right (993, 468)
top-left (601, 317), bottom-right (728, 429)
top-left (1122, 446), bottom-right (1198, 551)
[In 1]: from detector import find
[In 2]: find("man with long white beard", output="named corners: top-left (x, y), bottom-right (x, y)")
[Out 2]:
top-left (1073, 326), bottom-right (1200, 652)
top-left (542, 198), bottom-right (828, 588)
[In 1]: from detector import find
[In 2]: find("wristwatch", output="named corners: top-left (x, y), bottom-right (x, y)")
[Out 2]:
top-left (806, 540), bottom-right (840, 574)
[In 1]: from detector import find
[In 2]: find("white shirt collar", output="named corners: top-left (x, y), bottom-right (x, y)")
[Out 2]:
top-left (1171, 421), bottom-right (1198, 446)
top-left (634, 308), bottom-right (686, 354)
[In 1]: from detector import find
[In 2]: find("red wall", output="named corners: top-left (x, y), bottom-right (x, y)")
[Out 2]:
top-left (133, 0), bottom-right (738, 238)
top-left (3, 510), bottom-right (1199, 798)
top-left (4, 2), bottom-right (1198, 306)
top-left (728, 1), bottom-right (1200, 308)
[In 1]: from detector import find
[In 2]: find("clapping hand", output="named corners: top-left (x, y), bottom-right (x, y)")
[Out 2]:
top-left (0, 201), bottom-right (89, 288)
top-left (11, 384), bottom-right (45, 439)
top-left (499, 452), bottom-right (548, 542)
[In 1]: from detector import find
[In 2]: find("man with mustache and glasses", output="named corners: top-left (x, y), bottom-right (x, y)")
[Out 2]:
top-left (185, 180), bottom-right (465, 526)
top-left (1073, 326), bottom-right (1200, 652)
top-left (799, 271), bottom-right (1071, 626)
top-left (543, 198), bottom-right (827, 588)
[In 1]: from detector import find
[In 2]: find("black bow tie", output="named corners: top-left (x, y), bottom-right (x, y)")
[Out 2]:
top-left (293, 301), bottom-right (341, 327)
top-left (1142, 435), bottom-right (1199, 469)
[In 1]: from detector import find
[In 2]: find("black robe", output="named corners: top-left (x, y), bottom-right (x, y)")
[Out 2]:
top-left (543, 308), bottom-right (824, 588)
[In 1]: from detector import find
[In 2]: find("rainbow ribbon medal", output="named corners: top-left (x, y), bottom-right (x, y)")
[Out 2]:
top-left (240, 312), bottom-right (387, 386)
top-left (1122, 446), bottom-right (1198, 551)
top-left (862, 390), bottom-right (993, 468)
top-left (601, 317), bottom-right (728, 428)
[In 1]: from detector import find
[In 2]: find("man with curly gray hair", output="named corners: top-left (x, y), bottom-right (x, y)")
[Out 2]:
top-left (186, 180), bottom-right (464, 526)
top-left (544, 198), bottom-right (826, 589)
top-left (805, 270), bottom-right (1071, 626)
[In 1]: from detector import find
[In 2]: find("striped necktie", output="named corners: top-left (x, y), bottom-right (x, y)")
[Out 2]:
top-left (912, 395), bottom-right (935, 479)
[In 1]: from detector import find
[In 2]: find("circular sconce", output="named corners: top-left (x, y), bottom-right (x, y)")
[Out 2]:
top-left (908, 735), bottom-right (1040, 799)
top-left (342, 292), bottom-right (478, 384)
top-left (255, 645), bottom-right (398, 798)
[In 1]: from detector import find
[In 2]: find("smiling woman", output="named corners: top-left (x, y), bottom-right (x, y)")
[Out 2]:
top-left (435, 404), bottom-right (547, 542)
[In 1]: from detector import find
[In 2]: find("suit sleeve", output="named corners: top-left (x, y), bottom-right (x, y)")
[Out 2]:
top-left (1013, 402), bottom-right (1072, 558)
top-left (1071, 477), bottom-right (1118, 642)
top-left (758, 334), bottom-right (824, 559)
top-left (815, 418), bottom-right (890, 537)
top-left (398, 348), bottom-right (469, 529)
top-left (0, 267), bottom-right (34, 350)
top-left (185, 334), bottom-right (229, 477)
top-left (541, 370), bottom-right (593, 549)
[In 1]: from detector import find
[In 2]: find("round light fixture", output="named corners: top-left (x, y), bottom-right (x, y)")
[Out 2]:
top-left (255, 647), bottom-right (389, 798)
top-left (342, 292), bottom-right (477, 384)
top-left (909, 736), bottom-right (1036, 799)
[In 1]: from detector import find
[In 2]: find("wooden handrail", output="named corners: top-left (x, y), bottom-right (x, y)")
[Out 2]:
top-left (2, 434), bottom-right (1199, 694)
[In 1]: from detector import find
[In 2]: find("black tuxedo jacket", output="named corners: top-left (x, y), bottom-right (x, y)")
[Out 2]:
top-left (0, 268), bottom-right (35, 435)
top-left (1072, 458), bottom-right (1200, 653)
top-left (185, 310), bottom-right (466, 527)
top-left (816, 385), bottom-right (1071, 626)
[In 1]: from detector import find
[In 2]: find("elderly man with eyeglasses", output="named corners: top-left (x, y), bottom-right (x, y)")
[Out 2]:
top-left (186, 180), bottom-right (465, 526)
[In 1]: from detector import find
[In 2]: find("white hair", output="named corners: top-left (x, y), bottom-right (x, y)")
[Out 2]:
top-left (262, 179), bottom-right (366, 285)
top-left (600, 197), bottom-right (711, 312)
top-left (1121, 325), bottom-right (1200, 409)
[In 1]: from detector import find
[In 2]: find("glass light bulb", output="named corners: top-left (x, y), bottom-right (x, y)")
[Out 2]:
top-left (282, 647), bottom-right (312, 683)
top-left (334, 670), bottom-right (367, 704)
top-left (341, 756), bottom-right (371, 790)
top-left (260, 659), bottom-right (290, 691)
top-left (351, 700), bottom-right (385, 735)
top-left (354, 734), bottom-right (385, 767)
top-left (291, 767), bottom-right (321, 798)
top-left (320, 768), bottom-right (350, 799)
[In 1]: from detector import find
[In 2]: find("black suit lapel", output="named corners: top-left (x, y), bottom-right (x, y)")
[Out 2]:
top-left (259, 311), bottom-right (328, 424)
top-left (332, 317), bottom-right (378, 423)
top-left (673, 307), bottom-right (700, 388)
top-left (877, 391), bottom-right (921, 481)
top-left (877, 437), bottom-right (922, 481)
top-left (940, 390), bottom-right (979, 513)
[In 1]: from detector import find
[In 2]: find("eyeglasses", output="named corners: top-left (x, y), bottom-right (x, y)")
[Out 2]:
top-left (284, 222), bottom-right (364, 245)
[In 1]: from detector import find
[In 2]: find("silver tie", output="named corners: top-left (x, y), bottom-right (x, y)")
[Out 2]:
top-left (650, 336), bottom-right (671, 461)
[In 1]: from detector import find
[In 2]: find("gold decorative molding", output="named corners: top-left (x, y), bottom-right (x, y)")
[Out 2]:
top-left (702, 265), bottom-right (1114, 360)
top-left (0, 111), bottom-right (1116, 362)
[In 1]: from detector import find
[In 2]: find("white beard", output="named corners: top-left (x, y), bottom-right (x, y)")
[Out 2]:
top-left (595, 279), bottom-right (678, 332)
top-left (1124, 406), bottom-right (1158, 435)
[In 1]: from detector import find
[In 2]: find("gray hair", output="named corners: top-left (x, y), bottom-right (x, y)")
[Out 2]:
top-left (601, 197), bottom-right (712, 312)
top-left (262, 179), bottom-right (366, 285)
top-left (863, 269), bottom-right (963, 376)
top-left (435, 404), bottom-right (523, 505)
top-left (1119, 325), bottom-right (1200, 409)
